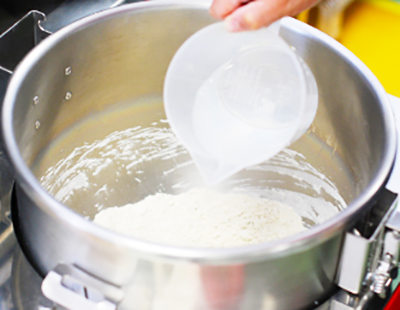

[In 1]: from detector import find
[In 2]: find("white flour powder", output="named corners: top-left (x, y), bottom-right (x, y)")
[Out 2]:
top-left (93, 188), bottom-right (305, 247)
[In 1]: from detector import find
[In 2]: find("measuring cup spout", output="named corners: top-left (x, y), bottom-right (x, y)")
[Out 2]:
top-left (191, 154), bottom-right (243, 185)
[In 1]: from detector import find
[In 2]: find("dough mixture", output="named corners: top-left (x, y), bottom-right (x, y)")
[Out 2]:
top-left (93, 188), bottom-right (305, 247)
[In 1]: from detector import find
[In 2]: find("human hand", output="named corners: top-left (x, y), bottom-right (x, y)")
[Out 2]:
top-left (210, 0), bottom-right (320, 32)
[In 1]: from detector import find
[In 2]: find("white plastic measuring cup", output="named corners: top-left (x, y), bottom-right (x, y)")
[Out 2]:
top-left (164, 19), bottom-right (318, 184)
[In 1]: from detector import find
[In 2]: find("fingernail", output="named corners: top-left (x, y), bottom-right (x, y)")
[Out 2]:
top-left (225, 18), bottom-right (243, 32)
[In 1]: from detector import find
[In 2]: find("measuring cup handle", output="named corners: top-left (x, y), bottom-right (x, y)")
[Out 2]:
top-left (386, 94), bottom-right (400, 194)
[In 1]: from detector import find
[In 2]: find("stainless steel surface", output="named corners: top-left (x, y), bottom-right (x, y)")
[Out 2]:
top-left (337, 194), bottom-right (399, 296)
top-left (0, 11), bottom-right (30, 291)
top-left (42, 264), bottom-right (123, 310)
top-left (0, 2), bottom-right (398, 310)
top-left (337, 233), bottom-right (372, 294)
top-left (383, 231), bottom-right (400, 268)
top-left (0, 229), bottom-right (389, 310)
top-left (370, 199), bottom-right (400, 298)
top-left (0, 10), bottom-right (48, 111)
top-left (0, 11), bottom-right (46, 72)
top-left (11, 247), bottom-right (57, 310)
top-left (386, 98), bottom-right (400, 192)
top-left (0, 69), bottom-right (11, 104)
top-left (387, 210), bottom-right (400, 232)
top-left (328, 290), bottom-right (375, 310)
top-left (373, 254), bottom-right (392, 298)
top-left (38, 0), bottom-right (140, 34)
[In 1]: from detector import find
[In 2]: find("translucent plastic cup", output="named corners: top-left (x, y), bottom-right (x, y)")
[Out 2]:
top-left (164, 19), bottom-right (318, 184)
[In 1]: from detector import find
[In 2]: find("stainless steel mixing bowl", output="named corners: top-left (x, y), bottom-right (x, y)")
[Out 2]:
top-left (1, 2), bottom-right (397, 310)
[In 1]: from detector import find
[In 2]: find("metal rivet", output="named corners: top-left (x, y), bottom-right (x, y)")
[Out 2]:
top-left (33, 96), bottom-right (39, 105)
top-left (65, 67), bottom-right (72, 75)
top-left (35, 120), bottom-right (41, 130)
top-left (65, 92), bottom-right (72, 100)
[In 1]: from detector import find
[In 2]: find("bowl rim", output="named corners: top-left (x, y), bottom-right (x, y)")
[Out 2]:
top-left (2, 1), bottom-right (397, 263)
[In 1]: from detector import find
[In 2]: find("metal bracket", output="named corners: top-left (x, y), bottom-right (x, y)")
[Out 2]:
top-left (0, 10), bottom-right (49, 73)
top-left (0, 11), bottom-right (50, 260)
top-left (42, 264), bottom-right (124, 310)
top-left (372, 205), bottom-right (400, 298)
top-left (38, 0), bottom-right (124, 34)
top-left (37, 0), bottom-right (144, 34)
top-left (336, 192), bottom-right (400, 308)
top-left (0, 10), bottom-right (51, 106)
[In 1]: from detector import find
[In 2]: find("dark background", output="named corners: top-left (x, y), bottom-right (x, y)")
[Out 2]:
top-left (0, 0), bottom-right (63, 33)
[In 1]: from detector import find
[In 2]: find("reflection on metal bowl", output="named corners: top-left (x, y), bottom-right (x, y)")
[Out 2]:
top-left (1, 2), bottom-right (396, 310)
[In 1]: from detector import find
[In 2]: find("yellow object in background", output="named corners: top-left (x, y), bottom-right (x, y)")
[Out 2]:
top-left (341, 0), bottom-right (400, 97)
top-left (297, 10), bottom-right (310, 23)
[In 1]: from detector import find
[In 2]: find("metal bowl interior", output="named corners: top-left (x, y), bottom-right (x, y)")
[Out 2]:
top-left (1, 3), bottom-right (396, 310)
top-left (2, 2), bottom-right (395, 254)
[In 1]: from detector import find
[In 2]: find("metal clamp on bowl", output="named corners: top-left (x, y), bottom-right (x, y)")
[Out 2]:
top-left (41, 264), bottom-right (124, 310)
top-left (333, 95), bottom-right (400, 309)
top-left (375, 212), bottom-right (400, 296)
top-left (337, 196), bottom-right (399, 296)
top-left (331, 196), bottom-right (400, 309)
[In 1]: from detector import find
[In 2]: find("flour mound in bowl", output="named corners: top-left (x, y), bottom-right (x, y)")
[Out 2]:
top-left (93, 188), bottom-right (305, 247)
